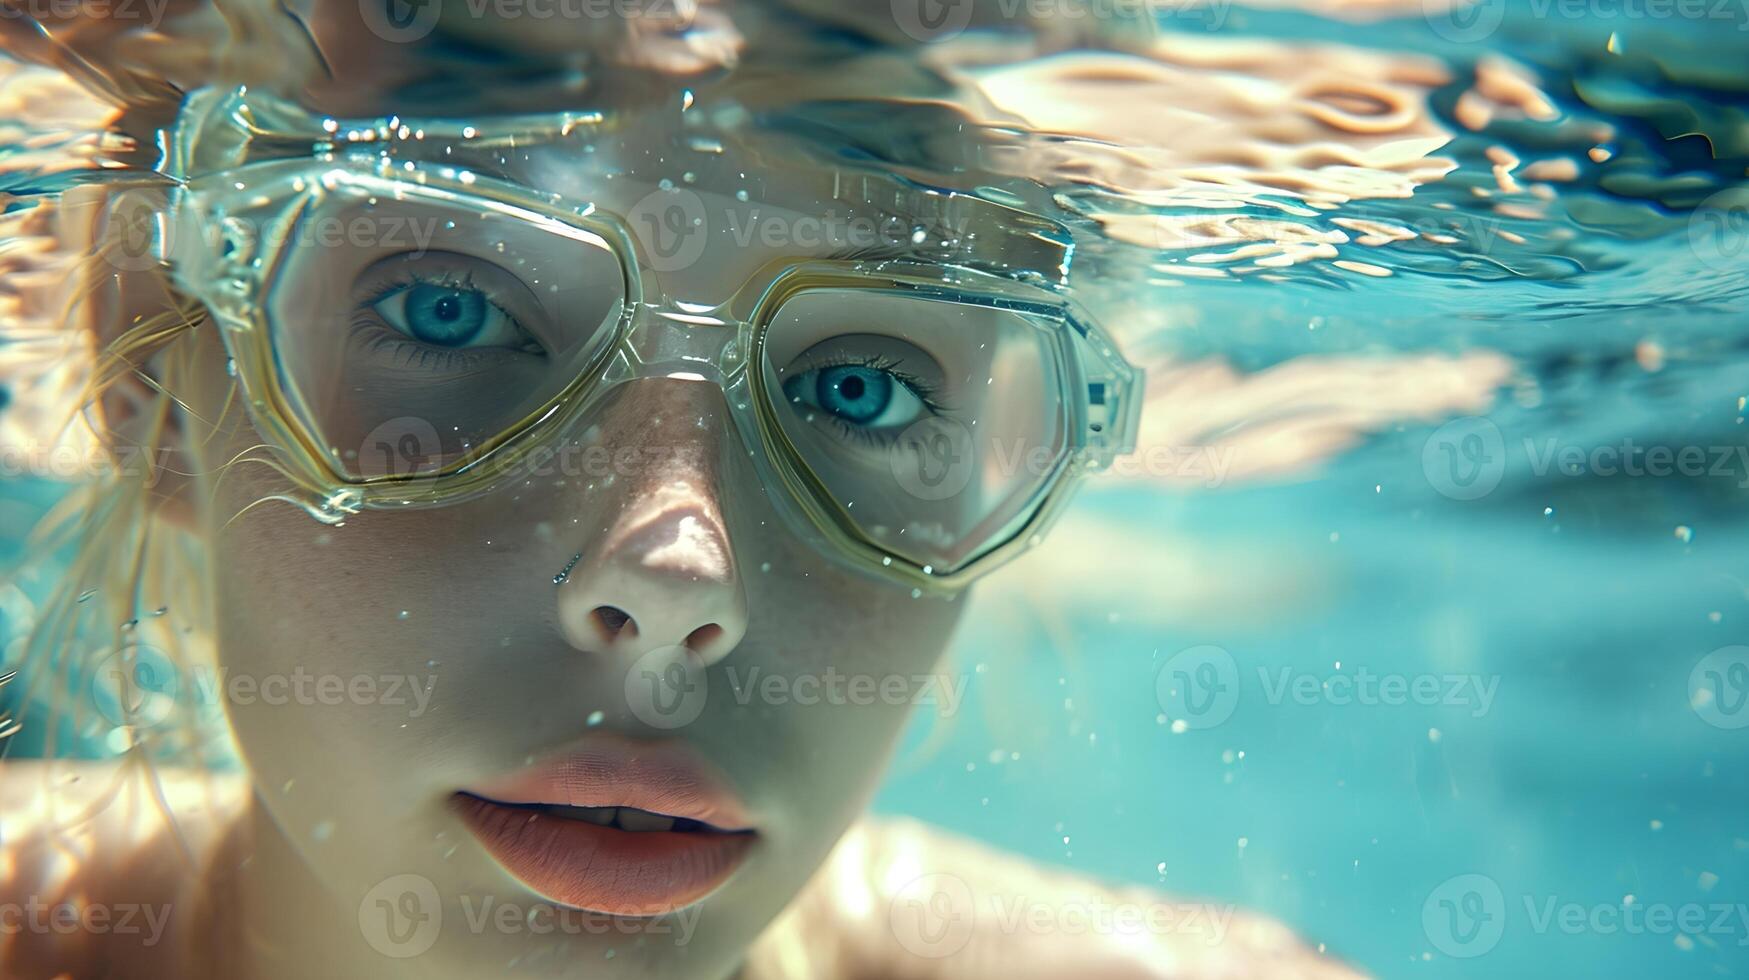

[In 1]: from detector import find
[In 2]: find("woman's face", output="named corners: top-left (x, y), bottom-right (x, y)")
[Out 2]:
top-left (183, 141), bottom-right (970, 976)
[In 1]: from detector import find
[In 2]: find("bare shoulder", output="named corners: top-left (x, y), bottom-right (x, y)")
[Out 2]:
top-left (747, 817), bottom-right (1369, 980)
top-left (0, 760), bottom-right (246, 980)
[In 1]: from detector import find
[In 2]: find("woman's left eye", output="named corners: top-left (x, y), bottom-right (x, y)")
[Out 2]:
top-left (782, 363), bottom-right (930, 433)
top-left (371, 281), bottom-right (529, 349)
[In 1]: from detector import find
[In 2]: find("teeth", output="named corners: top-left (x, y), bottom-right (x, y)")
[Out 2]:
top-left (615, 809), bottom-right (676, 833)
top-left (575, 806), bottom-right (617, 827)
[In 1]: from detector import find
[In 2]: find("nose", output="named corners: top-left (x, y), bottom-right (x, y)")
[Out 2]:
top-left (554, 381), bottom-right (749, 667)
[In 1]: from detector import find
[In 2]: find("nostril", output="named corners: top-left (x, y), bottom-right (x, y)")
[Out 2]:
top-left (590, 605), bottom-right (638, 642)
top-left (684, 623), bottom-right (724, 652)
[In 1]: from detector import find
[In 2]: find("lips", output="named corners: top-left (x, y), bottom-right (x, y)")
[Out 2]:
top-left (454, 738), bottom-right (756, 917)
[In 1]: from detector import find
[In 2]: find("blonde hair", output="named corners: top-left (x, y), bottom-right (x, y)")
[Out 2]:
top-left (0, 63), bottom-right (240, 794)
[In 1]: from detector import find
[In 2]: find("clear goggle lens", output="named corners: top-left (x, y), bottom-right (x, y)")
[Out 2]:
top-left (759, 289), bottom-right (1068, 575)
top-left (263, 187), bottom-right (627, 479)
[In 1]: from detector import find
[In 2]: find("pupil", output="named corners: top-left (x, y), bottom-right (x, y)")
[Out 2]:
top-left (839, 375), bottom-right (866, 401)
top-left (433, 294), bottom-right (461, 321)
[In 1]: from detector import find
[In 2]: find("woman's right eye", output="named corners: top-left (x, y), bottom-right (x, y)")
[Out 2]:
top-left (782, 362), bottom-right (933, 435)
top-left (370, 279), bottom-right (530, 350)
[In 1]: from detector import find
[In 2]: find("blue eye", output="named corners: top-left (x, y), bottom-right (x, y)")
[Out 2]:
top-left (402, 284), bottom-right (487, 345)
top-left (783, 363), bottom-right (930, 433)
top-left (816, 365), bottom-right (892, 423)
top-left (371, 280), bottom-right (527, 350)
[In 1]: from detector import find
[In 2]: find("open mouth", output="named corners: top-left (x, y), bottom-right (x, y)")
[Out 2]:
top-left (459, 794), bottom-right (745, 835)
top-left (453, 739), bottom-right (757, 917)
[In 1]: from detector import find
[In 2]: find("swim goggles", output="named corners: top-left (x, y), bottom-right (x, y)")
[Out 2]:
top-left (145, 86), bottom-right (1142, 591)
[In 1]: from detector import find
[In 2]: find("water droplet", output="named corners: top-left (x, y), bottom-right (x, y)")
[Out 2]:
top-left (587, 710), bottom-right (604, 726)
top-left (397, 610), bottom-right (410, 620)
top-left (1675, 525), bottom-right (1693, 543)
top-left (312, 820), bottom-right (335, 842)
